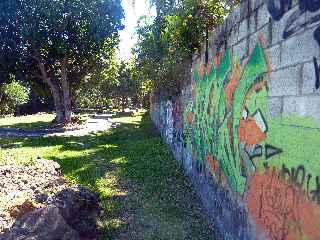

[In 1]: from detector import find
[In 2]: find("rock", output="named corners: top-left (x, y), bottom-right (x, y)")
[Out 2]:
top-left (35, 193), bottom-right (48, 203)
top-left (0, 160), bottom-right (70, 233)
top-left (0, 161), bottom-right (102, 239)
top-left (51, 187), bottom-right (102, 239)
top-left (9, 198), bottom-right (37, 219)
top-left (0, 205), bottom-right (79, 240)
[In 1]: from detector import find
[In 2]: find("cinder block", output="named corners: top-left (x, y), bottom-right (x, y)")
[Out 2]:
top-left (255, 4), bottom-right (270, 31)
top-left (232, 4), bottom-right (242, 24)
top-left (267, 5), bottom-right (303, 45)
top-left (283, 95), bottom-right (320, 123)
top-left (280, 28), bottom-right (320, 69)
top-left (238, 19), bottom-right (250, 41)
top-left (240, 0), bottom-right (251, 21)
top-left (265, 44), bottom-right (281, 71)
top-left (226, 7), bottom-right (241, 30)
top-left (248, 24), bottom-right (270, 54)
top-left (229, 25), bottom-right (239, 46)
top-left (306, 9), bottom-right (320, 28)
top-left (269, 66), bottom-right (300, 97)
top-left (233, 38), bottom-right (248, 60)
top-left (301, 61), bottom-right (320, 95)
top-left (252, 0), bottom-right (264, 10)
top-left (268, 97), bottom-right (283, 118)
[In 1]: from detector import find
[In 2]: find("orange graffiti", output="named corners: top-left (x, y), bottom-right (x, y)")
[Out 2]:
top-left (245, 170), bottom-right (320, 240)
top-left (238, 117), bottom-right (266, 145)
top-left (225, 60), bottom-right (241, 107)
top-left (206, 154), bottom-right (219, 172)
top-left (198, 63), bottom-right (204, 80)
top-left (187, 112), bottom-right (193, 124)
top-left (192, 84), bottom-right (196, 98)
top-left (206, 62), bottom-right (212, 75)
top-left (258, 34), bottom-right (272, 75)
top-left (214, 53), bottom-right (221, 68)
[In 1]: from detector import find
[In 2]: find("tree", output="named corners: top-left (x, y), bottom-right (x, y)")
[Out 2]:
top-left (134, 0), bottom-right (239, 97)
top-left (74, 51), bottom-right (119, 110)
top-left (0, 0), bottom-right (124, 123)
top-left (75, 56), bottom-right (143, 111)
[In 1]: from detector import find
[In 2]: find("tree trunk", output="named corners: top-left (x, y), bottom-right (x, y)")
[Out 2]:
top-left (61, 57), bottom-right (72, 123)
top-left (122, 96), bottom-right (125, 112)
top-left (37, 59), bottom-right (65, 123)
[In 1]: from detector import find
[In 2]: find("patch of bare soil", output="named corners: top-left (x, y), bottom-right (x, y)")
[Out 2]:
top-left (0, 159), bottom-right (102, 240)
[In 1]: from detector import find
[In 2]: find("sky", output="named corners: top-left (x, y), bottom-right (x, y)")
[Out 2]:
top-left (118, 0), bottom-right (153, 59)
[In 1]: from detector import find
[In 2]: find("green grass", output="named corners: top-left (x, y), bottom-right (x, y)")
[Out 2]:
top-left (0, 113), bottom-right (55, 130)
top-left (0, 112), bottom-right (214, 239)
top-left (0, 112), bottom-right (90, 130)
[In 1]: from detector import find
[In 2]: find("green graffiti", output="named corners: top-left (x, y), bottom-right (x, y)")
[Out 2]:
top-left (184, 42), bottom-right (269, 194)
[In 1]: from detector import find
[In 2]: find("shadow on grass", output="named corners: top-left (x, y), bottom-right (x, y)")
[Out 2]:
top-left (2, 113), bottom-right (214, 240)
top-left (0, 121), bottom-right (53, 131)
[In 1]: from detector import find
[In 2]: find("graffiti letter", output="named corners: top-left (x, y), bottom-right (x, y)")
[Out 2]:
top-left (267, 0), bottom-right (292, 21)
top-left (313, 57), bottom-right (320, 90)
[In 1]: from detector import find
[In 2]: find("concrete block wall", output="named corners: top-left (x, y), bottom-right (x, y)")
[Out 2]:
top-left (150, 1), bottom-right (320, 239)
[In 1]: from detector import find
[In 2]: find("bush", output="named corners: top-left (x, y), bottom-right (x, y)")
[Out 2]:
top-left (0, 79), bottom-right (30, 116)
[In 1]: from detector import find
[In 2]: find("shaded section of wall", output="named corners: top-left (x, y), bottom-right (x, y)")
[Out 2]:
top-left (150, 0), bottom-right (320, 239)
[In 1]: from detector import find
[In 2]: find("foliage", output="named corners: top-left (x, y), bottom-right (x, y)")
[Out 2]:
top-left (0, 0), bottom-right (124, 122)
top-left (75, 57), bottom-right (145, 110)
top-left (134, 0), bottom-right (239, 96)
top-left (0, 76), bottom-right (30, 115)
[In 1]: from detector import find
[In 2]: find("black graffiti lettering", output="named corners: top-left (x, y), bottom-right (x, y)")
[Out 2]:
top-left (313, 57), bottom-right (320, 89)
top-left (300, 0), bottom-right (320, 12)
top-left (281, 163), bottom-right (291, 182)
top-left (267, 0), bottom-right (320, 42)
top-left (281, 164), bottom-right (320, 204)
top-left (265, 144), bottom-right (282, 160)
top-left (282, 7), bottom-right (304, 39)
top-left (293, 165), bottom-right (306, 189)
top-left (306, 173), bottom-right (312, 198)
top-left (268, 1), bottom-right (320, 91)
top-left (313, 20), bottom-right (320, 45)
top-left (249, 145), bottom-right (263, 159)
top-left (267, 0), bottom-right (292, 21)
top-left (263, 161), bottom-right (269, 171)
top-left (281, 164), bottom-right (305, 188)
top-left (310, 176), bottom-right (320, 204)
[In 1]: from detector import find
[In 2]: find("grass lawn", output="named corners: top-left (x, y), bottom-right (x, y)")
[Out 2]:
top-left (0, 113), bottom-right (90, 130)
top-left (0, 113), bottom-right (55, 130)
top-left (0, 112), bottom-right (214, 240)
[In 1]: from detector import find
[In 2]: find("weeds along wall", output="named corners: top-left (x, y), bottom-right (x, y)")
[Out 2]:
top-left (150, 0), bottom-right (320, 239)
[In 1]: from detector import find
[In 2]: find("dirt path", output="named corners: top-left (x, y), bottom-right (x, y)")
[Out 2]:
top-left (0, 113), bottom-right (114, 137)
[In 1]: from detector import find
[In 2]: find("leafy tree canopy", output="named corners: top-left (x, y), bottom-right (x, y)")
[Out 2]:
top-left (134, 0), bottom-right (239, 97)
top-left (0, 0), bottom-right (124, 122)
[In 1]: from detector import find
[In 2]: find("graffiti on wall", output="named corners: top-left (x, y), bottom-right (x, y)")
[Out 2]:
top-left (245, 165), bottom-right (320, 240)
top-left (267, 0), bottom-right (320, 41)
top-left (183, 40), bottom-right (283, 194)
top-left (152, 2), bottom-right (320, 239)
top-left (182, 37), bottom-right (320, 239)
top-left (267, 0), bottom-right (320, 89)
top-left (165, 100), bottom-right (174, 144)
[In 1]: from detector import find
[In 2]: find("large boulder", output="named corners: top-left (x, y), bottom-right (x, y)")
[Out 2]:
top-left (0, 205), bottom-right (79, 240)
top-left (51, 187), bottom-right (102, 239)
top-left (0, 187), bottom-right (102, 240)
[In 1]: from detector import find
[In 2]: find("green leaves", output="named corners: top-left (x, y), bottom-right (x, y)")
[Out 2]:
top-left (0, 0), bottom-right (124, 98)
top-left (134, 0), bottom-right (237, 96)
top-left (0, 75), bottom-right (30, 115)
